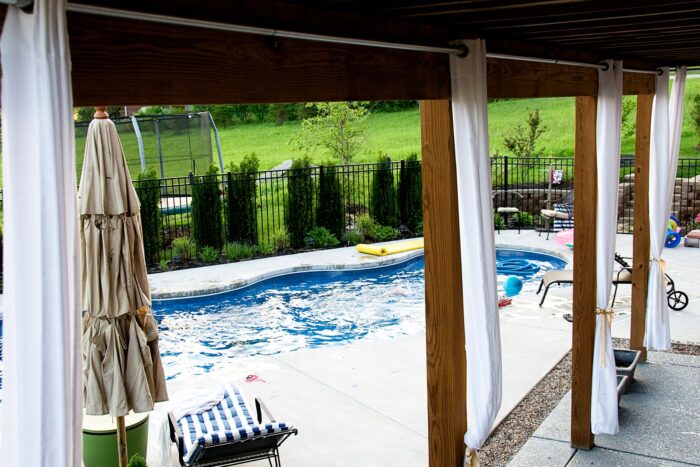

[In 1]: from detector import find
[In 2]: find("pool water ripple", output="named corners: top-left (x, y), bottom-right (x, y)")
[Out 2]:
top-left (0, 249), bottom-right (566, 386)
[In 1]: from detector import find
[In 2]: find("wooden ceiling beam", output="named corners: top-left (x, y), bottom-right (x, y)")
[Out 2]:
top-left (67, 11), bottom-right (451, 106)
top-left (486, 59), bottom-right (654, 98)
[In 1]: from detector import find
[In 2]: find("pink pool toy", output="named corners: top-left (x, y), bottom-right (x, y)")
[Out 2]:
top-left (555, 229), bottom-right (574, 247)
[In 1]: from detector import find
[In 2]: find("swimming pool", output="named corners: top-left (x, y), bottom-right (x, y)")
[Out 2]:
top-left (153, 248), bottom-right (566, 379)
top-left (0, 248), bottom-right (565, 383)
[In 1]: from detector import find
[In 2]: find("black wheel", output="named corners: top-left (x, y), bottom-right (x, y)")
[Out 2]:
top-left (668, 291), bottom-right (688, 311)
top-left (665, 275), bottom-right (675, 294)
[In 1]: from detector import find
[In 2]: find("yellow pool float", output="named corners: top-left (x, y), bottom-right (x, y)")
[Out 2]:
top-left (356, 238), bottom-right (424, 256)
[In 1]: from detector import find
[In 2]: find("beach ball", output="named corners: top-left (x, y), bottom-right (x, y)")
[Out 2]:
top-left (504, 276), bottom-right (523, 297)
top-left (555, 229), bottom-right (574, 247)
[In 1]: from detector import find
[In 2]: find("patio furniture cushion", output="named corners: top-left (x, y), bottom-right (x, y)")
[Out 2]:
top-left (176, 384), bottom-right (293, 464)
top-left (687, 229), bottom-right (700, 239)
top-left (541, 209), bottom-right (570, 220)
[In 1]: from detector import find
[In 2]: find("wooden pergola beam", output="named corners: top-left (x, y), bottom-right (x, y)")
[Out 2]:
top-left (631, 95), bottom-right (654, 361)
top-left (1, 10), bottom-right (648, 106)
top-left (571, 96), bottom-right (597, 450)
top-left (420, 100), bottom-right (467, 467)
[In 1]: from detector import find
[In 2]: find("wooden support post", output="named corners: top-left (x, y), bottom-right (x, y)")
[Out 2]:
top-left (631, 94), bottom-right (653, 362)
top-left (420, 100), bottom-right (467, 467)
top-left (571, 96), bottom-right (597, 450)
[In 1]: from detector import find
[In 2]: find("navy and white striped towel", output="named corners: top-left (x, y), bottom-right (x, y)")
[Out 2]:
top-left (176, 383), bottom-right (292, 463)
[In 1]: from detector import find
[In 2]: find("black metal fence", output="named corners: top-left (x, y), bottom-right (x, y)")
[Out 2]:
top-left (144, 160), bottom-right (417, 264)
top-left (491, 156), bottom-right (700, 234)
top-left (0, 156), bottom-right (698, 271)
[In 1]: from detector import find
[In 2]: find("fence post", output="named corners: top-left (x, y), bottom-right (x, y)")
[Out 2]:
top-left (503, 156), bottom-right (509, 209)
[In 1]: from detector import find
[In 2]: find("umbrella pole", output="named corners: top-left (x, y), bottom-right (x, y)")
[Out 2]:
top-left (116, 415), bottom-right (129, 467)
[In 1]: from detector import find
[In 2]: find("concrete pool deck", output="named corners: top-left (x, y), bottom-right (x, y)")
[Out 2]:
top-left (145, 231), bottom-right (697, 466)
top-left (1, 230), bottom-right (697, 466)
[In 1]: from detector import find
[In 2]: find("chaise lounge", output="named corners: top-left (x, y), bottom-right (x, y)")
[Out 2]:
top-left (169, 383), bottom-right (297, 467)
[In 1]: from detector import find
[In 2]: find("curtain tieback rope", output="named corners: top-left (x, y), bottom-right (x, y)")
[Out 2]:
top-left (595, 307), bottom-right (615, 366)
top-left (651, 257), bottom-right (670, 325)
top-left (464, 448), bottom-right (480, 467)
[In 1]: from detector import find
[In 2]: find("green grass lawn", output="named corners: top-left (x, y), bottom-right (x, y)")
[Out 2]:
top-left (0, 78), bottom-right (698, 186)
top-left (217, 77), bottom-right (700, 169)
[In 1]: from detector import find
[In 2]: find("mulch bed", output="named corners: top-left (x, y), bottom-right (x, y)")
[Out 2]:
top-left (478, 339), bottom-right (700, 466)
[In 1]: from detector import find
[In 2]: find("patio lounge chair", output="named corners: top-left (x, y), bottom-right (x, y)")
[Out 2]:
top-left (169, 383), bottom-right (297, 467)
top-left (536, 265), bottom-right (631, 307)
top-left (539, 190), bottom-right (574, 239)
top-left (537, 254), bottom-right (688, 310)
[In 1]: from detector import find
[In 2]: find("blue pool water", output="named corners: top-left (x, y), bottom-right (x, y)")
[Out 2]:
top-left (153, 249), bottom-right (566, 379)
top-left (0, 249), bottom-right (566, 383)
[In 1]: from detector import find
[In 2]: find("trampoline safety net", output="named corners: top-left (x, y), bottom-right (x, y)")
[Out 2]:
top-left (75, 112), bottom-right (221, 179)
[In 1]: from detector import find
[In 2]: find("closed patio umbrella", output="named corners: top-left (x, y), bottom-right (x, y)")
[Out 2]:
top-left (79, 107), bottom-right (168, 466)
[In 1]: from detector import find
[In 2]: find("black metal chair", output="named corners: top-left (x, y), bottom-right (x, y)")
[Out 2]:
top-left (492, 190), bottom-right (524, 234)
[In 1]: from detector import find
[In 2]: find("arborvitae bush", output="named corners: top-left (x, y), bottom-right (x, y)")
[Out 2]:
top-left (286, 157), bottom-right (314, 248)
top-left (227, 154), bottom-right (259, 244)
top-left (370, 155), bottom-right (398, 227)
top-left (398, 153), bottom-right (423, 233)
top-left (190, 165), bottom-right (223, 249)
top-left (135, 168), bottom-right (161, 265)
top-left (316, 164), bottom-right (344, 240)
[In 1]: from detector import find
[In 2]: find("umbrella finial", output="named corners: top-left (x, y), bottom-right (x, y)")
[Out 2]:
top-left (94, 107), bottom-right (109, 119)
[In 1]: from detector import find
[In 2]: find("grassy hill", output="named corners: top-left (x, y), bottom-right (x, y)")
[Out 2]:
top-left (216, 77), bottom-right (700, 170)
top-left (0, 78), bottom-right (698, 186)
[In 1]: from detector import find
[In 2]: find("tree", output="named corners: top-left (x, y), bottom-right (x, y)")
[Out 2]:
top-left (316, 164), bottom-right (344, 240)
top-left (191, 165), bottom-right (223, 249)
top-left (503, 109), bottom-right (547, 158)
top-left (286, 157), bottom-right (314, 248)
top-left (226, 154), bottom-right (260, 244)
top-left (370, 155), bottom-right (398, 227)
top-left (398, 154), bottom-right (423, 232)
top-left (135, 169), bottom-right (162, 265)
top-left (290, 102), bottom-right (369, 164)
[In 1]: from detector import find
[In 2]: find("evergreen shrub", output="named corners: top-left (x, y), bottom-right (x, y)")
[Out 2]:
top-left (135, 168), bottom-right (161, 265)
top-left (316, 164), bottom-right (344, 239)
top-left (190, 166), bottom-right (223, 249)
top-left (370, 155), bottom-right (398, 227)
top-left (285, 158), bottom-right (315, 248)
top-left (398, 154), bottom-right (423, 233)
top-left (227, 154), bottom-right (259, 245)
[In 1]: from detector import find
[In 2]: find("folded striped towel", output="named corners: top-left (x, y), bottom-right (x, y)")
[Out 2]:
top-left (176, 383), bottom-right (292, 463)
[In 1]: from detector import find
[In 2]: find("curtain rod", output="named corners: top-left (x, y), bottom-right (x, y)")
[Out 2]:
top-left (67, 3), bottom-right (662, 75)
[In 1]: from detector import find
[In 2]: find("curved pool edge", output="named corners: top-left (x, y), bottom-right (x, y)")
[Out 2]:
top-left (152, 248), bottom-right (425, 301)
top-left (150, 241), bottom-right (569, 302)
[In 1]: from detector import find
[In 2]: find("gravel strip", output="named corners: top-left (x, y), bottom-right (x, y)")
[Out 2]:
top-left (479, 339), bottom-right (699, 466)
top-left (478, 352), bottom-right (572, 467)
top-left (613, 337), bottom-right (700, 356)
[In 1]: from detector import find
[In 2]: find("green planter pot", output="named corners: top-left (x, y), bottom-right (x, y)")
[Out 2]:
top-left (83, 411), bottom-right (149, 467)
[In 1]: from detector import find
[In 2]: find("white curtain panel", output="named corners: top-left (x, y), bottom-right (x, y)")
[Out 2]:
top-left (0, 1), bottom-right (82, 466)
top-left (645, 66), bottom-right (688, 350)
top-left (449, 39), bottom-right (502, 460)
top-left (591, 59), bottom-right (623, 435)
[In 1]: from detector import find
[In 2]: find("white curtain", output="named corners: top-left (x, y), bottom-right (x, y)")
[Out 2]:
top-left (645, 67), bottom-right (687, 350)
top-left (449, 39), bottom-right (502, 463)
top-left (0, 1), bottom-right (82, 466)
top-left (591, 59), bottom-right (623, 435)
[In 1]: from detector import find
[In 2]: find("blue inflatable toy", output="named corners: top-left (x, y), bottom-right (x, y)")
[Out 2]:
top-left (496, 259), bottom-right (541, 277)
top-left (666, 214), bottom-right (682, 248)
top-left (504, 276), bottom-right (523, 297)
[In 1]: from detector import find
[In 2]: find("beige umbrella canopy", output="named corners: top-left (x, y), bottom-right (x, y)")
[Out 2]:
top-left (79, 107), bottom-right (168, 418)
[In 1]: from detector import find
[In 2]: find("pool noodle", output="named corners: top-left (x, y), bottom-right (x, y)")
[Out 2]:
top-left (356, 238), bottom-right (424, 256)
